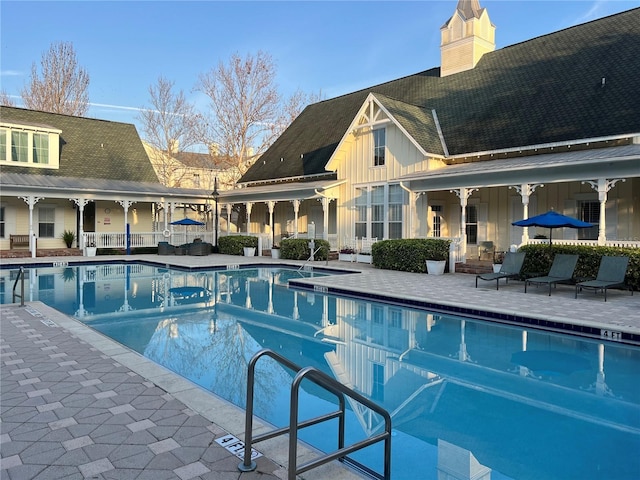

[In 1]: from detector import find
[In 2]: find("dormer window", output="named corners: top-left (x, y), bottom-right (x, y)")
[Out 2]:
top-left (0, 122), bottom-right (61, 169)
top-left (373, 128), bottom-right (385, 167)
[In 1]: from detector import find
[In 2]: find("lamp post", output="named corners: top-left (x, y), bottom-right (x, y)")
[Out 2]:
top-left (212, 177), bottom-right (220, 248)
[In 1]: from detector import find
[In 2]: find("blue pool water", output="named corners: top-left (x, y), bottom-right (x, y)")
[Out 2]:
top-left (2, 262), bottom-right (639, 479)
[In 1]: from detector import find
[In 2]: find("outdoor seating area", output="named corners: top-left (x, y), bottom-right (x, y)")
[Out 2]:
top-left (575, 256), bottom-right (633, 302)
top-left (158, 240), bottom-right (212, 256)
top-left (476, 252), bottom-right (526, 290)
top-left (525, 254), bottom-right (579, 296)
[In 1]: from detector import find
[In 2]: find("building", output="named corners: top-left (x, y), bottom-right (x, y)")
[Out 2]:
top-left (0, 106), bottom-right (214, 255)
top-left (219, 1), bottom-right (640, 258)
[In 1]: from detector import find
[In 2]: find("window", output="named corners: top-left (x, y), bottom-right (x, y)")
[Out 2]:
top-left (38, 207), bottom-right (55, 237)
top-left (371, 186), bottom-right (384, 239)
top-left (432, 205), bottom-right (443, 237)
top-left (388, 184), bottom-right (403, 239)
top-left (192, 173), bottom-right (200, 187)
top-left (11, 131), bottom-right (28, 162)
top-left (373, 128), bottom-right (385, 166)
top-left (355, 187), bottom-right (367, 238)
top-left (0, 124), bottom-right (60, 168)
top-left (372, 364), bottom-right (385, 401)
top-left (579, 201), bottom-right (599, 240)
top-left (353, 184), bottom-right (405, 240)
top-left (465, 205), bottom-right (478, 244)
top-left (0, 206), bottom-right (4, 238)
top-left (32, 133), bottom-right (49, 164)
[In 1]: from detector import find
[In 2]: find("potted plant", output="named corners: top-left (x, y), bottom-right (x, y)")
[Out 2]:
top-left (425, 240), bottom-right (449, 275)
top-left (271, 244), bottom-right (281, 259)
top-left (493, 251), bottom-right (505, 273)
top-left (61, 229), bottom-right (76, 248)
top-left (357, 250), bottom-right (372, 264)
top-left (338, 247), bottom-right (356, 262)
top-left (85, 242), bottom-right (97, 257)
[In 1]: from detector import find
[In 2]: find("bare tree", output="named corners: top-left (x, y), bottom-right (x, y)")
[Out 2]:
top-left (0, 90), bottom-right (16, 107)
top-left (270, 88), bottom-right (324, 141)
top-left (21, 42), bottom-right (89, 116)
top-left (138, 76), bottom-right (202, 187)
top-left (197, 51), bottom-right (281, 184)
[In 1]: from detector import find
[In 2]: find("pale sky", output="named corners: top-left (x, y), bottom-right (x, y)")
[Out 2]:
top-left (1, 0), bottom-right (637, 133)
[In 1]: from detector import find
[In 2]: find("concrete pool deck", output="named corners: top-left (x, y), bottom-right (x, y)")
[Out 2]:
top-left (2, 254), bottom-right (639, 479)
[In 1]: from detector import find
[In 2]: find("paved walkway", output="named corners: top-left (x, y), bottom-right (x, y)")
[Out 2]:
top-left (1, 254), bottom-right (639, 480)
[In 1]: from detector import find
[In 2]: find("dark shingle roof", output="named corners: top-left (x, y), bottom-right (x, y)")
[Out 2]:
top-left (0, 107), bottom-right (159, 183)
top-left (240, 8), bottom-right (640, 184)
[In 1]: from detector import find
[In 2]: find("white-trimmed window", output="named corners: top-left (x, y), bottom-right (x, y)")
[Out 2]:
top-left (353, 184), bottom-right (405, 240)
top-left (431, 205), bottom-right (443, 237)
top-left (465, 205), bottom-right (478, 244)
top-left (579, 200), bottom-right (599, 240)
top-left (38, 207), bottom-right (55, 238)
top-left (373, 128), bottom-right (385, 167)
top-left (0, 123), bottom-right (60, 169)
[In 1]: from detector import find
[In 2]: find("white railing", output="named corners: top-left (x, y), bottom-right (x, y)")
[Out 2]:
top-left (526, 239), bottom-right (640, 248)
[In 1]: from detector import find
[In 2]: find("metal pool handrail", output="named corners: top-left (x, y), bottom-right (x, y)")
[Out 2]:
top-left (12, 267), bottom-right (25, 306)
top-left (239, 348), bottom-right (392, 480)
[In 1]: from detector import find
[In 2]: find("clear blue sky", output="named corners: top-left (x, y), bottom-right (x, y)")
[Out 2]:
top-left (1, 0), bottom-right (637, 133)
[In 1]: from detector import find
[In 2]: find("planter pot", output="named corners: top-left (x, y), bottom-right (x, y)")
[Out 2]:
top-left (243, 247), bottom-right (256, 257)
top-left (357, 254), bottom-right (372, 264)
top-left (271, 248), bottom-right (280, 259)
top-left (85, 247), bottom-right (97, 257)
top-left (426, 260), bottom-right (446, 275)
top-left (338, 253), bottom-right (355, 262)
top-left (493, 264), bottom-right (503, 273)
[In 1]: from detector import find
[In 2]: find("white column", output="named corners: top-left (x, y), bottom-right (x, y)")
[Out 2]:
top-left (245, 202), bottom-right (253, 234)
top-left (510, 183), bottom-right (544, 245)
top-left (320, 197), bottom-right (330, 241)
top-left (19, 195), bottom-right (42, 257)
top-left (583, 178), bottom-right (625, 246)
top-left (450, 188), bottom-right (477, 261)
top-left (226, 204), bottom-right (232, 235)
top-left (267, 201), bottom-right (275, 242)
top-left (71, 198), bottom-right (91, 249)
top-left (292, 200), bottom-right (300, 237)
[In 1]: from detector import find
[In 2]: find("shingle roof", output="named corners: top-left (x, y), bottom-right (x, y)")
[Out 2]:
top-left (240, 8), bottom-right (640, 184)
top-left (0, 106), bottom-right (159, 183)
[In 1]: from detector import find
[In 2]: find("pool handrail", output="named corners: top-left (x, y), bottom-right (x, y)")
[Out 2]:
top-left (239, 348), bottom-right (392, 480)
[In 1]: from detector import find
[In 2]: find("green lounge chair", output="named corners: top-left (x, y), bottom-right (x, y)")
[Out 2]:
top-left (575, 256), bottom-right (631, 302)
top-left (525, 254), bottom-right (578, 296)
top-left (476, 252), bottom-right (526, 290)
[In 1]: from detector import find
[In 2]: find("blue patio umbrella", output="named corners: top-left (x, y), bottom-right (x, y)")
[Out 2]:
top-left (512, 210), bottom-right (594, 244)
top-left (170, 218), bottom-right (205, 226)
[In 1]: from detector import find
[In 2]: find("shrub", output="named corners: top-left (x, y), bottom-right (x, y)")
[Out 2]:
top-left (61, 229), bottom-right (76, 248)
top-left (372, 239), bottom-right (452, 273)
top-left (281, 238), bottom-right (330, 261)
top-left (218, 235), bottom-right (258, 256)
top-left (518, 244), bottom-right (639, 290)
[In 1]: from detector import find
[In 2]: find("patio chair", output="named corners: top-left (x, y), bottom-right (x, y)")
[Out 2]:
top-left (524, 254), bottom-right (579, 296)
top-left (157, 241), bottom-right (175, 255)
top-left (476, 252), bottom-right (526, 290)
top-left (575, 256), bottom-right (631, 302)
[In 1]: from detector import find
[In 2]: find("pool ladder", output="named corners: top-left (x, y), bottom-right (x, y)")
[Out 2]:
top-left (12, 267), bottom-right (25, 306)
top-left (239, 349), bottom-right (392, 480)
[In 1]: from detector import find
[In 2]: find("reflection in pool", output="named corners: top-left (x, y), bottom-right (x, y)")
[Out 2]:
top-left (2, 263), bottom-right (639, 479)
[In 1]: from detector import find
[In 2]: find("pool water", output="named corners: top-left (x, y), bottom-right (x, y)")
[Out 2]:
top-left (2, 263), bottom-right (639, 479)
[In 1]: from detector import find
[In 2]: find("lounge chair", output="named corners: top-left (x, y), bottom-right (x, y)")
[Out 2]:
top-left (575, 256), bottom-right (631, 302)
top-left (476, 252), bottom-right (526, 290)
top-left (158, 241), bottom-right (175, 255)
top-left (524, 254), bottom-right (579, 296)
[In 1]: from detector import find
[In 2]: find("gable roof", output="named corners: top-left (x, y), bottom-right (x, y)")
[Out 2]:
top-left (0, 106), bottom-right (159, 183)
top-left (240, 7), bottom-right (640, 185)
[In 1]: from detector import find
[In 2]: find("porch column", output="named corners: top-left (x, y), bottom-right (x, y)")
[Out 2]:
top-left (319, 197), bottom-right (330, 241)
top-left (19, 195), bottom-right (42, 257)
top-left (510, 183), bottom-right (544, 245)
top-left (226, 204), bottom-right (232, 235)
top-left (399, 183), bottom-right (420, 238)
top-left (267, 201), bottom-right (275, 242)
top-left (71, 198), bottom-right (91, 249)
top-left (170, 202), bottom-right (177, 235)
top-left (583, 178), bottom-right (625, 246)
top-left (163, 200), bottom-right (169, 232)
top-left (292, 200), bottom-right (300, 237)
top-left (116, 200), bottom-right (135, 248)
top-left (451, 188), bottom-right (477, 261)
top-left (245, 202), bottom-right (253, 234)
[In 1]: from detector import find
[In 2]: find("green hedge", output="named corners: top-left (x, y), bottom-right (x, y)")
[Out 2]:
top-left (281, 238), bottom-right (330, 261)
top-left (372, 239), bottom-right (452, 273)
top-left (518, 244), bottom-right (639, 291)
top-left (218, 235), bottom-right (258, 256)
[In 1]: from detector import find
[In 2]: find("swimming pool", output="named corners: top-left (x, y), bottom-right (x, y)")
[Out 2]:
top-left (2, 262), bottom-right (639, 479)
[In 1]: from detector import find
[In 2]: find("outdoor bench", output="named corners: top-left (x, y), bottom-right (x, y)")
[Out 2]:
top-left (9, 234), bottom-right (30, 249)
